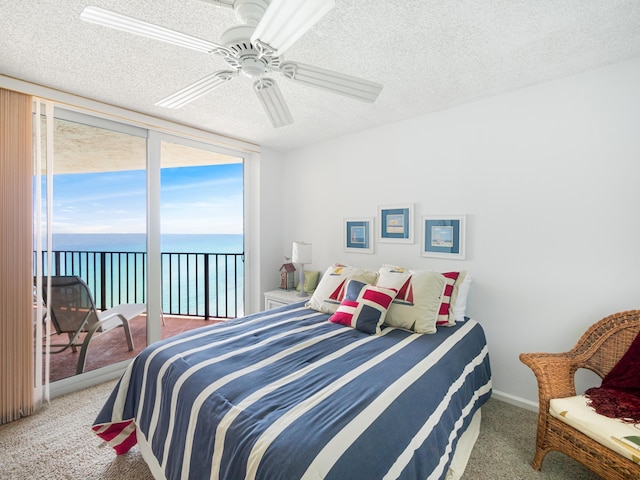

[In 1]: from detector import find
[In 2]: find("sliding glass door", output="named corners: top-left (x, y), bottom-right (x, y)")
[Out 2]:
top-left (36, 109), bottom-right (147, 382)
top-left (159, 137), bottom-right (244, 331)
top-left (36, 108), bottom-right (246, 386)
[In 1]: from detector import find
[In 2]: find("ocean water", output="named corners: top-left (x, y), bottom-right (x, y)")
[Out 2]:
top-left (45, 233), bottom-right (244, 317)
top-left (52, 233), bottom-right (243, 253)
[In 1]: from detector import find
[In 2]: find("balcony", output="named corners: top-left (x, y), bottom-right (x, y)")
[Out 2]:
top-left (36, 249), bottom-right (244, 382)
top-left (36, 249), bottom-right (244, 318)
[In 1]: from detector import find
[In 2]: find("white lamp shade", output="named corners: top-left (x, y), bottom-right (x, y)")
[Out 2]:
top-left (292, 241), bottom-right (312, 264)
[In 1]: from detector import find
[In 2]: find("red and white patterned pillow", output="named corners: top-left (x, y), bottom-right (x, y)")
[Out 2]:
top-left (329, 280), bottom-right (397, 335)
top-left (306, 264), bottom-right (379, 314)
top-left (436, 271), bottom-right (460, 326)
top-left (376, 266), bottom-right (446, 334)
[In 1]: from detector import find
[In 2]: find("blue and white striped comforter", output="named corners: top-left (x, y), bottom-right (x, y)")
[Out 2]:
top-left (94, 303), bottom-right (492, 480)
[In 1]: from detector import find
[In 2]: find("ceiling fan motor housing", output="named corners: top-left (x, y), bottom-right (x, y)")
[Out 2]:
top-left (221, 24), bottom-right (280, 77)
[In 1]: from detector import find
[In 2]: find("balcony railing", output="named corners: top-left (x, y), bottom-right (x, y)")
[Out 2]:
top-left (35, 250), bottom-right (244, 319)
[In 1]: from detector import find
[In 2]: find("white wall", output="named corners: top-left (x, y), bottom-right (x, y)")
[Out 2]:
top-left (268, 57), bottom-right (640, 405)
top-left (255, 147), bottom-right (287, 309)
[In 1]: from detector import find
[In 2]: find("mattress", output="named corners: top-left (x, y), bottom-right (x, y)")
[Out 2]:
top-left (93, 303), bottom-right (492, 479)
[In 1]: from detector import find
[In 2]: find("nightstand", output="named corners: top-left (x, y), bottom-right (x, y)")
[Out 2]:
top-left (263, 289), bottom-right (308, 310)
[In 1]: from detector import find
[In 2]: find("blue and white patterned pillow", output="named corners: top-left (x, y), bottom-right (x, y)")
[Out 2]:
top-left (329, 280), bottom-right (397, 335)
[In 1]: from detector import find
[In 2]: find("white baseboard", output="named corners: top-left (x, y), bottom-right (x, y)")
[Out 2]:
top-left (491, 389), bottom-right (538, 412)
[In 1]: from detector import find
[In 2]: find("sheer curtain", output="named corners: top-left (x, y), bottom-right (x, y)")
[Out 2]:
top-left (33, 99), bottom-right (54, 405)
top-left (0, 88), bottom-right (34, 423)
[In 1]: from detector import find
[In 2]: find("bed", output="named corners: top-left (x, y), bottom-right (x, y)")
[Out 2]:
top-left (93, 297), bottom-right (491, 480)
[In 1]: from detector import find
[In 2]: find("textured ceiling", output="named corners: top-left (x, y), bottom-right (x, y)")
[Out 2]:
top-left (2, 1), bottom-right (640, 152)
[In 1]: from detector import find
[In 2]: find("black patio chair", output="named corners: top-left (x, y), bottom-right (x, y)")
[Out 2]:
top-left (41, 276), bottom-right (145, 374)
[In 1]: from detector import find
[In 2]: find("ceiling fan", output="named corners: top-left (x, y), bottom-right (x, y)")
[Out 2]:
top-left (80, 0), bottom-right (383, 128)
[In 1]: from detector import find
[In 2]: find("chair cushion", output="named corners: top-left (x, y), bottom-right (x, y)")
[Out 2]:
top-left (550, 395), bottom-right (640, 464)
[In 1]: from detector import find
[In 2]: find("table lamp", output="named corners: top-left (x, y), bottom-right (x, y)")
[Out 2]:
top-left (292, 241), bottom-right (312, 297)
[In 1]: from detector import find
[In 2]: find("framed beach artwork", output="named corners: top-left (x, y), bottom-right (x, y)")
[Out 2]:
top-left (344, 217), bottom-right (374, 253)
top-left (421, 215), bottom-right (466, 259)
top-left (378, 204), bottom-right (414, 244)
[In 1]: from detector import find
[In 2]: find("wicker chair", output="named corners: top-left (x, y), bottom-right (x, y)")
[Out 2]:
top-left (520, 310), bottom-right (640, 480)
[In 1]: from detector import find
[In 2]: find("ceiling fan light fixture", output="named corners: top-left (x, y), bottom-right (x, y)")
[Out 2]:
top-left (251, 0), bottom-right (335, 55)
top-left (241, 57), bottom-right (266, 78)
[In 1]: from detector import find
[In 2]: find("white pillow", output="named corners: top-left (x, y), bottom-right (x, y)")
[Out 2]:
top-left (376, 265), bottom-right (446, 334)
top-left (453, 273), bottom-right (472, 321)
top-left (306, 264), bottom-right (379, 314)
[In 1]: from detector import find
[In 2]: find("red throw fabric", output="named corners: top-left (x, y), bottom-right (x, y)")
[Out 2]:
top-left (585, 330), bottom-right (640, 423)
top-left (92, 419), bottom-right (137, 455)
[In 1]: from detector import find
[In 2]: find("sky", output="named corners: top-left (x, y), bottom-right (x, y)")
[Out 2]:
top-left (46, 163), bottom-right (243, 234)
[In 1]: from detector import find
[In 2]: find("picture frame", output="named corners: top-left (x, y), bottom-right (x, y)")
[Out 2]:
top-left (421, 215), bottom-right (466, 259)
top-left (378, 204), bottom-right (414, 244)
top-left (344, 217), bottom-right (374, 253)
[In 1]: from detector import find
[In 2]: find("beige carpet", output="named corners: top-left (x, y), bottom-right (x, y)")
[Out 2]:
top-left (0, 381), bottom-right (153, 480)
top-left (0, 381), bottom-right (600, 479)
top-left (462, 398), bottom-right (600, 480)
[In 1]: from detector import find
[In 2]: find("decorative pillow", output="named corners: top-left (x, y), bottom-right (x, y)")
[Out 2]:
top-left (296, 270), bottom-right (320, 293)
top-left (376, 265), bottom-right (446, 334)
top-left (329, 280), bottom-right (398, 334)
top-left (436, 271), bottom-right (461, 327)
top-left (306, 264), bottom-right (379, 314)
top-left (452, 273), bottom-right (472, 321)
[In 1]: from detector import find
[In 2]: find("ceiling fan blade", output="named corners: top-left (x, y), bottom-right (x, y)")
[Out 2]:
top-left (251, 0), bottom-right (334, 56)
top-left (155, 71), bottom-right (237, 109)
top-left (253, 78), bottom-right (293, 128)
top-left (279, 61), bottom-right (383, 103)
top-left (80, 6), bottom-right (232, 57)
